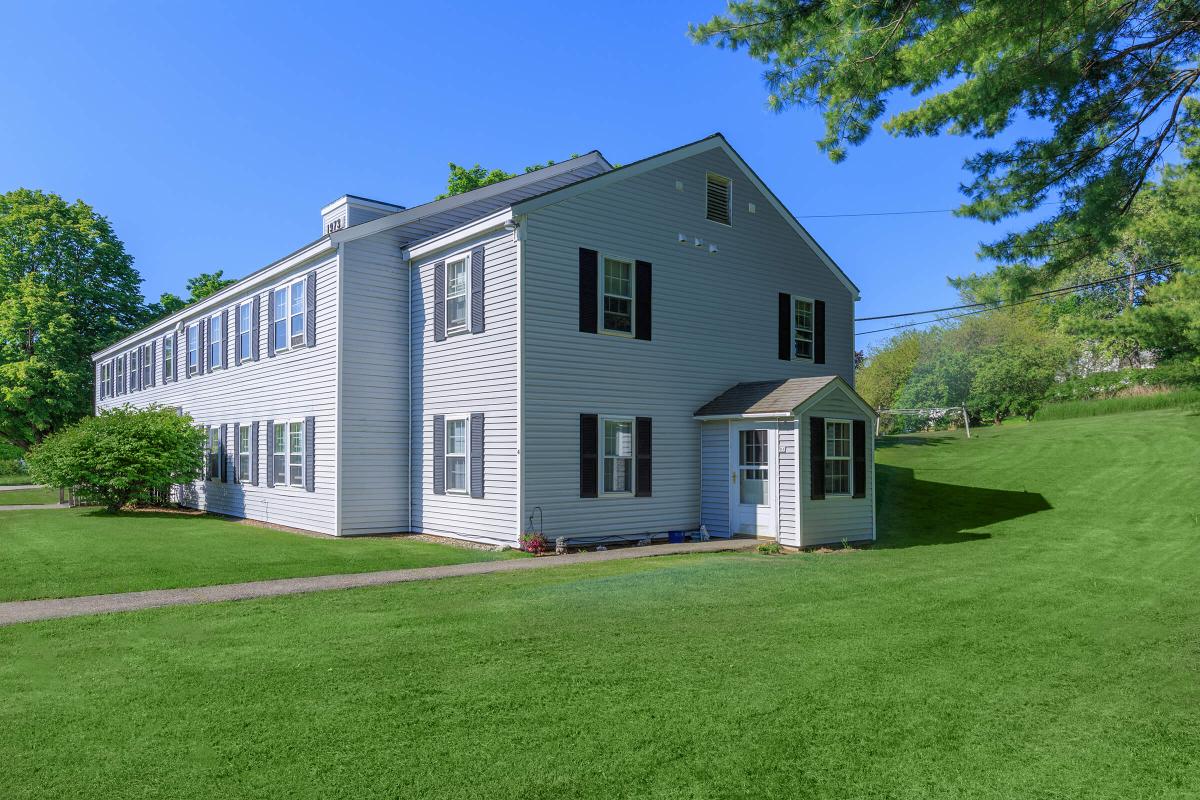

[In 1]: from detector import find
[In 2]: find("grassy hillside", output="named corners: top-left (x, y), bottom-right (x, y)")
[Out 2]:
top-left (2, 408), bottom-right (1198, 799)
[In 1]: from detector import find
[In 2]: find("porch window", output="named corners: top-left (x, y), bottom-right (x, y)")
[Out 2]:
top-left (602, 417), bottom-right (634, 494)
top-left (794, 297), bottom-right (814, 360)
top-left (824, 419), bottom-right (851, 495)
top-left (601, 257), bottom-right (633, 334)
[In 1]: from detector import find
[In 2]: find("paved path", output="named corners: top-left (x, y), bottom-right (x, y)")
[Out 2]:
top-left (0, 538), bottom-right (756, 626)
top-left (0, 484), bottom-right (40, 492)
top-left (0, 503), bottom-right (69, 511)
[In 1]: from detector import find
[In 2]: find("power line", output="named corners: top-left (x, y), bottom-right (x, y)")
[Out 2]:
top-left (796, 201), bottom-right (1063, 219)
top-left (854, 267), bottom-right (1164, 336)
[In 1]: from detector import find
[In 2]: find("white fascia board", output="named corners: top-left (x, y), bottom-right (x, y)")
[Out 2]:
top-left (92, 237), bottom-right (336, 361)
top-left (512, 134), bottom-right (862, 301)
top-left (330, 151), bottom-right (611, 246)
top-left (693, 411), bottom-right (796, 421)
top-left (401, 208), bottom-right (515, 262)
top-left (791, 377), bottom-right (878, 419)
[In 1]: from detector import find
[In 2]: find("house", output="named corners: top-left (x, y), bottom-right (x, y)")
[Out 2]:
top-left (92, 134), bottom-right (877, 548)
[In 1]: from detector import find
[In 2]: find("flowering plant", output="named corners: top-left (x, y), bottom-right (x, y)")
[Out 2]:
top-left (520, 531), bottom-right (548, 554)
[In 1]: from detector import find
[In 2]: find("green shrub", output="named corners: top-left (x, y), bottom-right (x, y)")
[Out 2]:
top-left (1045, 363), bottom-right (1200, 404)
top-left (1034, 389), bottom-right (1200, 421)
top-left (0, 457), bottom-right (27, 476)
top-left (756, 542), bottom-right (783, 555)
top-left (26, 405), bottom-right (205, 512)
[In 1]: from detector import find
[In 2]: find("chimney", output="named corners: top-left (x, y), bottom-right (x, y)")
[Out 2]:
top-left (321, 195), bottom-right (405, 236)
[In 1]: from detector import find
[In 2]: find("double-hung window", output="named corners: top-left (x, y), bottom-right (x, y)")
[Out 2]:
top-left (272, 421), bottom-right (304, 486)
top-left (207, 427), bottom-right (220, 480)
top-left (115, 355), bottom-right (124, 393)
top-left (163, 336), bottom-right (174, 382)
top-left (128, 350), bottom-right (139, 391)
top-left (601, 257), bottom-right (633, 335)
top-left (824, 420), bottom-right (852, 496)
top-left (186, 324), bottom-right (199, 376)
top-left (272, 280), bottom-right (305, 352)
top-left (793, 297), bottom-right (814, 360)
top-left (444, 416), bottom-right (468, 492)
top-left (445, 255), bottom-right (469, 334)
top-left (141, 344), bottom-right (153, 386)
top-left (207, 315), bottom-right (222, 369)
top-left (238, 302), bottom-right (252, 362)
top-left (237, 425), bottom-right (251, 482)
top-left (602, 417), bottom-right (634, 494)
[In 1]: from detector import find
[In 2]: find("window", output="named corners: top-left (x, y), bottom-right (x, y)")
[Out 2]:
top-left (207, 315), bottom-right (222, 369)
top-left (444, 416), bottom-right (468, 492)
top-left (207, 427), bottom-right (220, 480)
top-left (163, 336), bottom-right (174, 382)
top-left (794, 297), bottom-right (814, 360)
top-left (238, 425), bottom-right (251, 482)
top-left (186, 324), bottom-right (199, 376)
top-left (127, 350), bottom-right (138, 391)
top-left (739, 429), bottom-right (769, 504)
top-left (824, 420), bottom-right (851, 496)
top-left (238, 302), bottom-right (252, 362)
top-left (601, 257), bottom-right (633, 334)
top-left (272, 279), bottom-right (306, 352)
top-left (706, 172), bottom-right (732, 225)
top-left (273, 420), bottom-right (304, 487)
top-left (602, 418), bottom-right (634, 494)
top-left (445, 255), bottom-right (469, 333)
top-left (115, 355), bottom-right (124, 393)
top-left (141, 344), bottom-right (153, 386)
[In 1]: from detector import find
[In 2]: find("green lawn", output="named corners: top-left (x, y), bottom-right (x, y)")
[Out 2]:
top-left (0, 486), bottom-right (60, 505)
top-left (0, 509), bottom-right (522, 602)
top-left (1, 408), bottom-right (1198, 798)
top-left (0, 473), bottom-right (33, 486)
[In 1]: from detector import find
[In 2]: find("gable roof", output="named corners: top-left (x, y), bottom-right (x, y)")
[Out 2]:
top-left (511, 133), bottom-right (861, 300)
top-left (694, 375), bottom-right (876, 419)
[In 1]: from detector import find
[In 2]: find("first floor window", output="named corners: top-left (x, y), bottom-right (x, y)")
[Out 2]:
top-left (445, 255), bottom-right (469, 332)
top-left (273, 421), bottom-right (304, 486)
top-left (238, 425), bottom-right (251, 482)
top-left (445, 417), bottom-right (468, 492)
top-left (187, 324), bottom-right (199, 375)
top-left (824, 420), bottom-right (851, 496)
top-left (238, 302), bottom-right (252, 361)
top-left (207, 427), bottom-right (220, 480)
top-left (272, 423), bottom-right (287, 485)
top-left (163, 336), bottom-right (174, 381)
top-left (601, 257), bottom-right (633, 334)
top-left (208, 315), bottom-right (222, 369)
top-left (602, 418), bottom-right (634, 494)
top-left (794, 297), bottom-right (814, 360)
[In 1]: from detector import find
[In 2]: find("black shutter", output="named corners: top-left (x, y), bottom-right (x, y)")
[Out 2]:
top-left (433, 261), bottom-right (446, 342)
top-left (853, 419), bottom-right (867, 498)
top-left (578, 248), bottom-right (598, 334)
top-left (814, 299), bottom-right (826, 364)
top-left (199, 321), bottom-right (207, 374)
top-left (265, 419), bottom-right (275, 487)
top-left (234, 306), bottom-right (243, 367)
top-left (150, 341), bottom-right (156, 386)
top-left (635, 260), bottom-right (652, 341)
top-left (305, 270), bottom-right (317, 348)
top-left (579, 413), bottom-right (598, 498)
top-left (432, 415), bottom-right (445, 494)
top-left (232, 423), bottom-right (241, 482)
top-left (219, 424), bottom-right (228, 483)
top-left (221, 309), bottom-right (230, 369)
top-left (635, 416), bottom-right (652, 497)
top-left (267, 291), bottom-right (276, 358)
top-left (203, 425), bottom-right (211, 479)
top-left (778, 293), bottom-right (791, 361)
top-left (304, 415), bottom-right (315, 492)
top-left (470, 246), bottom-right (485, 334)
top-left (470, 412), bottom-right (484, 498)
top-left (810, 416), bottom-right (825, 500)
top-left (252, 295), bottom-right (261, 361)
top-left (250, 421), bottom-right (260, 486)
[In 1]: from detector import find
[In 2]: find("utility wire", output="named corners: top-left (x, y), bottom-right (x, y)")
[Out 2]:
top-left (797, 200), bottom-right (1063, 219)
top-left (855, 267), bottom-right (1163, 336)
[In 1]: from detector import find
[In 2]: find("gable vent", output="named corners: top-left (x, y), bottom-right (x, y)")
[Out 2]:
top-left (706, 173), bottom-right (732, 225)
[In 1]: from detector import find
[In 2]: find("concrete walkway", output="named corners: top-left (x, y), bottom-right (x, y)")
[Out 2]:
top-left (0, 484), bottom-right (40, 491)
top-left (0, 503), bottom-right (69, 511)
top-left (0, 538), bottom-right (757, 627)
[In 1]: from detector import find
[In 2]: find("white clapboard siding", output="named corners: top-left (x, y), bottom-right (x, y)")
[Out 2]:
top-left (409, 228), bottom-right (520, 545)
top-left (777, 421), bottom-right (799, 546)
top-left (94, 254), bottom-right (339, 534)
top-left (800, 389), bottom-right (875, 545)
top-left (699, 420), bottom-right (730, 537)
top-left (521, 146), bottom-right (856, 540)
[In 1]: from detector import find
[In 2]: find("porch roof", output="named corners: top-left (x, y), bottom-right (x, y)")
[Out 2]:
top-left (693, 376), bottom-right (840, 418)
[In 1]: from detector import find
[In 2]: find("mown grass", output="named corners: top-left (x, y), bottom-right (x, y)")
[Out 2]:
top-left (0, 509), bottom-right (522, 602)
top-left (0, 473), bottom-right (32, 486)
top-left (1, 408), bottom-right (1198, 798)
top-left (1035, 387), bottom-right (1200, 421)
top-left (0, 487), bottom-right (60, 505)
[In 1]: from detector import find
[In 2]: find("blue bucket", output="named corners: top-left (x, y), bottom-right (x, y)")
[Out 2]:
top-left (667, 531), bottom-right (685, 544)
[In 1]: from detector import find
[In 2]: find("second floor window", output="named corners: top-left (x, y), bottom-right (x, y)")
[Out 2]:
top-left (238, 303), bottom-right (252, 362)
top-left (141, 344), bottom-right (153, 386)
top-left (602, 257), bottom-right (633, 334)
top-left (272, 280), bottom-right (305, 352)
top-left (186, 324), bottom-right (199, 376)
top-left (163, 336), bottom-right (174, 381)
top-left (794, 297), bottom-right (814, 360)
top-left (208, 315), bottom-right (222, 369)
top-left (128, 350), bottom-right (138, 390)
top-left (445, 255), bottom-right (469, 333)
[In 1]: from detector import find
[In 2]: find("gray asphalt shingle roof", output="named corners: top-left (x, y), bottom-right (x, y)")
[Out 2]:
top-left (694, 376), bottom-right (840, 418)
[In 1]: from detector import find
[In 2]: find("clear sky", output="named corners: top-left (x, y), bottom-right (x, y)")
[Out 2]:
top-left (1, 0), bottom-right (1050, 350)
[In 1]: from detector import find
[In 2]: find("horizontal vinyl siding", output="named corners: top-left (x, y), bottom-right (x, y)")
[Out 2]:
top-left (801, 390), bottom-right (875, 546)
top-left (410, 229), bottom-right (520, 545)
top-left (522, 147), bottom-right (856, 540)
top-left (94, 255), bottom-right (339, 535)
top-left (700, 421), bottom-right (730, 536)
top-left (338, 232), bottom-right (409, 535)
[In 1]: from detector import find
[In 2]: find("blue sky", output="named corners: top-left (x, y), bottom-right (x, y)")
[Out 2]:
top-left (2, 0), bottom-right (1048, 350)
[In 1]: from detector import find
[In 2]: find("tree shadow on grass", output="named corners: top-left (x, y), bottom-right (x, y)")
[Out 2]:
top-left (874, 463), bottom-right (1051, 549)
top-left (874, 433), bottom-right (966, 450)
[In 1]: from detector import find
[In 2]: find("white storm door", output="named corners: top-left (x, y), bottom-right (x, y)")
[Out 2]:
top-left (732, 424), bottom-right (774, 535)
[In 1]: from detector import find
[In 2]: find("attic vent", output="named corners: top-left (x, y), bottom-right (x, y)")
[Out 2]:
top-left (706, 173), bottom-right (732, 225)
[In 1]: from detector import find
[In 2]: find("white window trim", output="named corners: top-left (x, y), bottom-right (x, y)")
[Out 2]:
top-left (444, 414), bottom-right (470, 494)
top-left (599, 415), bottom-right (636, 497)
top-left (237, 424), bottom-right (251, 484)
top-left (598, 253), bottom-right (636, 338)
top-left (444, 252), bottom-right (472, 336)
top-left (186, 323), bottom-right (200, 376)
top-left (271, 278), bottom-right (307, 354)
top-left (706, 172), bottom-right (733, 227)
top-left (207, 313), bottom-right (223, 369)
top-left (271, 418), bottom-right (306, 489)
top-left (824, 417), bottom-right (852, 498)
top-left (791, 294), bottom-right (815, 363)
top-left (237, 302), bottom-right (253, 363)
